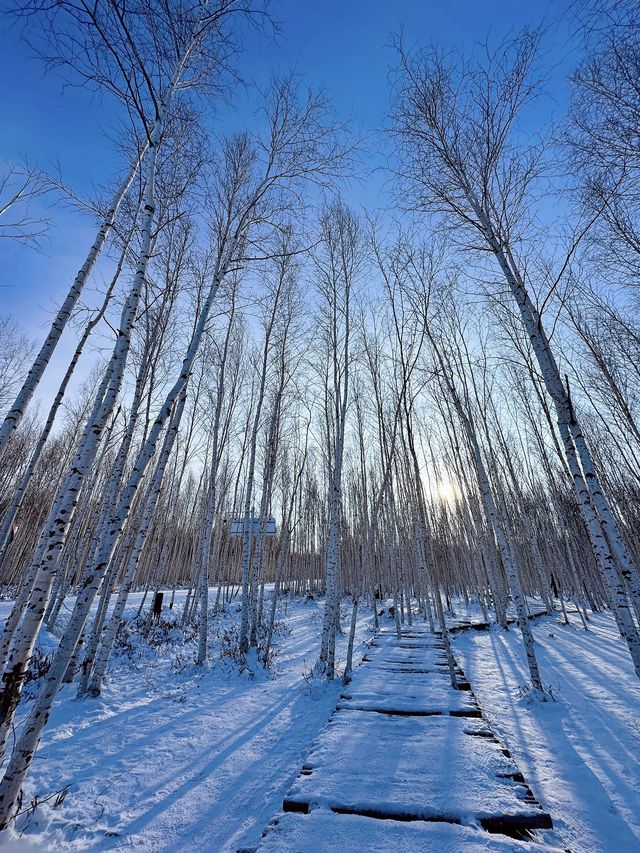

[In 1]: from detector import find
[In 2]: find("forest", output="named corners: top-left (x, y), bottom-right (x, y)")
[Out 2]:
top-left (0, 1), bottom-right (639, 851)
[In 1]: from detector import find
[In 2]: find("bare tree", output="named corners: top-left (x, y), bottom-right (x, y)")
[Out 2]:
top-left (0, 163), bottom-right (52, 247)
top-left (0, 317), bottom-right (35, 415)
top-left (0, 0), bottom-right (255, 454)
top-left (391, 30), bottom-right (640, 677)
top-left (0, 72), bottom-right (352, 828)
top-left (314, 200), bottom-right (364, 678)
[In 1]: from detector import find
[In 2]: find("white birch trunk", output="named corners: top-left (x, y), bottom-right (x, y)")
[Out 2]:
top-left (0, 219), bottom-right (243, 827)
top-left (249, 387), bottom-right (282, 648)
top-left (429, 332), bottom-right (545, 691)
top-left (468, 200), bottom-right (640, 676)
top-left (0, 236), bottom-right (129, 562)
top-left (0, 148), bottom-right (145, 457)
top-left (319, 457), bottom-right (344, 677)
top-left (239, 303), bottom-right (281, 653)
top-left (0, 104), bottom-right (164, 779)
top-left (0, 559), bottom-right (40, 675)
top-left (0, 364), bottom-right (113, 760)
top-left (196, 423), bottom-right (221, 666)
top-left (463, 408), bottom-right (544, 692)
top-left (87, 390), bottom-right (187, 695)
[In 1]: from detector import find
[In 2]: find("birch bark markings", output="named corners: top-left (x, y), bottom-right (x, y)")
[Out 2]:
top-left (392, 36), bottom-right (640, 677)
top-left (485, 230), bottom-right (640, 675)
top-left (0, 20), bottom-right (206, 715)
top-left (0, 77), bottom-right (352, 826)
top-left (0, 233), bottom-right (132, 564)
top-left (315, 202), bottom-right (361, 677)
top-left (430, 334), bottom-right (545, 691)
top-left (87, 389), bottom-right (188, 695)
top-left (0, 151), bottom-right (144, 457)
top-left (0, 227), bottom-right (232, 820)
top-left (0, 121), bottom-right (163, 765)
top-left (0, 23), bottom-right (204, 762)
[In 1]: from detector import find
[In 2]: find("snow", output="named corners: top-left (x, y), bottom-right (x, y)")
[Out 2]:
top-left (338, 632), bottom-right (479, 713)
top-left (454, 610), bottom-right (640, 853)
top-left (283, 708), bottom-right (547, 821)
top-left (0, 591), bottom-right (374, 852)
top-left (1, 597), bottom-right (639, 852)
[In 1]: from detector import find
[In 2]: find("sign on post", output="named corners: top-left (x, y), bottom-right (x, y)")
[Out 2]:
top-left (229, 517), bottom-right (276, 536)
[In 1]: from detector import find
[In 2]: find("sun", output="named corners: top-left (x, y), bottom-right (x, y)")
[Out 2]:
top-left (435, 478), bottom-right (461, 505)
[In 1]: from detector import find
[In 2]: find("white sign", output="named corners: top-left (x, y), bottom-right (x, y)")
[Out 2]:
top-left (229, 517), bottom-right (276, 536)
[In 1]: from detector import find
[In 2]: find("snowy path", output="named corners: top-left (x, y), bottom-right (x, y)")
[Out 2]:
top-left (3, 599), bottom-right (638, 851)
top-left (255, 623), bottom-right (556, 852)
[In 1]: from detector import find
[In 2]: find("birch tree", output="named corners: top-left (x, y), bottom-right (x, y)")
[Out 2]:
top-left (196, 285), bottom-right (240, 665)
top-left (0, 0), bottom-right (252, 455)
top-left (238, 255), bottom-right (291, 654)
top-left (0, 0), bottom-right (259, 761)
top-left (392, 31), bottom-right (640, 677)
top-left (315, 201), bottom-right (364, 678)
top-left (0, 74), bottom-right (351, 828)
top-left (569, 1), bottom-right (640, 290)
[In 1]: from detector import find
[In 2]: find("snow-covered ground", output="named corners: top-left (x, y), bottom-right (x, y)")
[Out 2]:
top-left (1, 596), bottom-right (639, 852)
top-left (0, 591), bottom-right (374, 852)
top-left (454, 611), bottom-right (640, 853)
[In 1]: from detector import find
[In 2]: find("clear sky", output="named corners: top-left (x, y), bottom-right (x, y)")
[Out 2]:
top-left (0, 0), bottom-right (575, 410)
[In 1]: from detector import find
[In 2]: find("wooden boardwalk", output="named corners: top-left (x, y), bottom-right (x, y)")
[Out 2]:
top-left (249, 623), bottom-right (556, 852)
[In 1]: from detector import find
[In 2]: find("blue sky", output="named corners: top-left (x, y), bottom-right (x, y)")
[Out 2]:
top-left (0, 0), bottom-right (575, 409)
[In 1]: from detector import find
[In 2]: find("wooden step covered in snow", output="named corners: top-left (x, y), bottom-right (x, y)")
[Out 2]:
top-left (337, 659), bottom-right (480, 715)
top-left (254, 810), bottom-right (556, 852)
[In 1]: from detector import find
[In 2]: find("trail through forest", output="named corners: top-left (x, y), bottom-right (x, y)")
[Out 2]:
top-left (2, 2), bottom-right (640, 849)
top-left (1, 593), bottom-right (638, 852)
